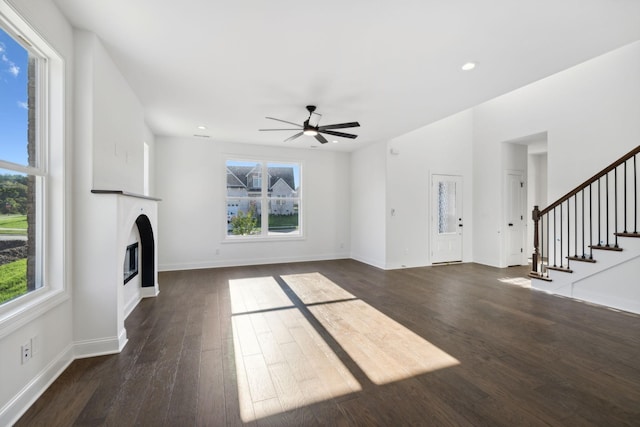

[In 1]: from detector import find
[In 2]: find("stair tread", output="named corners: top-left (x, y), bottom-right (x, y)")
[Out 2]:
top-left (567, 256), bottom-right (597, 263)
top-left (615, 232), bottom-right (640, 238)
top-left (528, 272), bottom-right (552, 282)
top-left (589, 245), bottom-right (623, 252)
top-left (546, 265), bottom-right (573, 273)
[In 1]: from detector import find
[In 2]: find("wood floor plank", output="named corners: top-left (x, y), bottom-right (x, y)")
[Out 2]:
top-left (15, 260), bottom-right (640, 426)
top-left (196, 348), bottom-right (227, 427)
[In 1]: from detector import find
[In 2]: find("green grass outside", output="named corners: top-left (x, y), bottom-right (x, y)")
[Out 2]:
top-left (0, 214), bottom-right (27, 235)
top-left (268, 214), bottom-right (299, 229)
top-left (0, 258), bottom-right (27, 304)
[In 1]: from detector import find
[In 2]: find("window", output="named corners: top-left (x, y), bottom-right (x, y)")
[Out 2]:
top-left (226, 159), bottom-right (301, 238)
top-left (0, 25), bottom-right (41, 305)
top-left (0, 1), bottom-right (65, 330)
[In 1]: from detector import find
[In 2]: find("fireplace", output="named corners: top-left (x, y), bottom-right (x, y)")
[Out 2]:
top-left (73, 189), bottom-right (161, 357)
top-left (123, 242), bottom-right (138, 284)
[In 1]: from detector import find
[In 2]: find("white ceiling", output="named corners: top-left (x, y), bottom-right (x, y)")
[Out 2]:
top-left (52, 0), bottom-right (640, 152)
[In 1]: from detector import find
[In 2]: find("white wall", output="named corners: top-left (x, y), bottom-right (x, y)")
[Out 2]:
top-left (350, 141), bottom-right (387, 268)
top-left (73, 31), bottom-right (156, 357)
top-left (156, 138), bottom-right (351, 270)
top-left (473, 40), bottom-right (640, 267)
top-left (91, 36), bottom-right (147, 194)
top-left (386, 110), bottom-right (474, 268)
top-left (0, 1), bottom-right (74, 425)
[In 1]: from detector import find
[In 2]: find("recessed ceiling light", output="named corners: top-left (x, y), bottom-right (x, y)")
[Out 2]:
top-left (332, 140), bottom-right (338, 144)
top-left (461, 62), bottom-right (476, 71)
top-left (197, 125), bottom-right (207, 130)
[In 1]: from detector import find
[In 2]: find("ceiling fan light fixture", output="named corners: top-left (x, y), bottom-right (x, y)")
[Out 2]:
top-left (260, 105), bottom-right (359, 143)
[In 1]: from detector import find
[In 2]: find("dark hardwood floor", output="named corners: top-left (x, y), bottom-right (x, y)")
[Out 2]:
top-left (16, 260), bottom-right (640, 426)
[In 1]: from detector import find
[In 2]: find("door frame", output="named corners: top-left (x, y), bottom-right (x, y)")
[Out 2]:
top-left (430, 173), bottom-right (463, 264)
top-left (503, 170), bottom-right (526, 267)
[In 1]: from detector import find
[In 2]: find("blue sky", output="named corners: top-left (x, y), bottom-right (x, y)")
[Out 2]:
top-left (0, 27), bottom-right (29, 167)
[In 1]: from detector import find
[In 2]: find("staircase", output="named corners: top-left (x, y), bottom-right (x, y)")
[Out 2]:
top-left (529, 145), bottom-right (640, 314)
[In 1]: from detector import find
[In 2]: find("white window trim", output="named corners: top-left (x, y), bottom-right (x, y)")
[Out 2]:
top-left (224, 156), bottom-right (303, 242)
top-left (0, 2), bottom-right (68, 339)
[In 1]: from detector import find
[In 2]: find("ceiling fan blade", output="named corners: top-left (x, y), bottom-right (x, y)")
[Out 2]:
top-left (284, 132), bottom-right (303, 142)
top-left (259, 128), bottom-right (302, 131)
top-left (315, 134), bottom-right (328, 144)
top-left (318, 121), bottom-right (360, 130)
top-left (308, 112), bottom-right (322, 127)
top-left (265, 117), bottom-right (302, 127)
top-left (319, 129), bottom-right (358, 139)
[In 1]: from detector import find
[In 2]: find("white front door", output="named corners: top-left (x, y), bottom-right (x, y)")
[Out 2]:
top-left (431, 175), bottom-right (463, 264)
top-left (505, 172), bottom-right (525, 266)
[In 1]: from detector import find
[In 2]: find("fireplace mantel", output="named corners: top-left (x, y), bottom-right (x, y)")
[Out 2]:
top-left (91, 189), bottom-right (162, 201)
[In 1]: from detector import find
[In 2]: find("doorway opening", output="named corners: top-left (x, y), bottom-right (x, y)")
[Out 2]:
top-left (502, 132), bottom-right (548, 267)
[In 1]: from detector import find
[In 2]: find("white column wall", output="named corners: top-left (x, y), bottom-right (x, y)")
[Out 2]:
top-left (73, 31), bottom-right (154, 356)
top-left (350, 141), bottom-right (387, 268)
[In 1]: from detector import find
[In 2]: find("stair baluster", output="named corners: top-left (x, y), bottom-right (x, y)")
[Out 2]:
top-left (530, 145), bottom-right (640, 279)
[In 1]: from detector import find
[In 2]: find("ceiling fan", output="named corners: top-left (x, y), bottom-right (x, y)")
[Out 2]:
top-left (259, 105), bottom-right (360, 144)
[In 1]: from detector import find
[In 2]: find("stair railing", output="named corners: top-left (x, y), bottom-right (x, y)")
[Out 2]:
top-left (531, 145), bottom-right (640, 279)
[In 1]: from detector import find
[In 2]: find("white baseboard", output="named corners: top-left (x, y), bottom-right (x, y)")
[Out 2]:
top-left (140, 286), bottom-right (159, 298)
top-left (159, 253), bottom-right (351, 272)
top-left (0, 343), bottom-right (74, 427)
top-left (124, 295), bottom-right (142, 319)
top-left (74, 335), bottom-right (124, 359)
top-left (349, 254), bottom-right (385, 270)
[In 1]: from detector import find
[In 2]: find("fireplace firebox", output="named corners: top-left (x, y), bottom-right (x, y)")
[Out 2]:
top-left (123, 242), bottom-right (139, 284)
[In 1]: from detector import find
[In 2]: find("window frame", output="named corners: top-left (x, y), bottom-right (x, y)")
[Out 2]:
top-left (0, 3), bottom-right (67, 338)
top-left (224, 157), bottom-right (303, 241)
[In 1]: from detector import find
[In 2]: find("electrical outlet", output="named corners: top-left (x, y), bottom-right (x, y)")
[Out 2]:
top-left (21, 340), bottom-right (32, 364)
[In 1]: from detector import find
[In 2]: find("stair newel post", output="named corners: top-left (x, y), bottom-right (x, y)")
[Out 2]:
top-left (623, 161), bottom-right (627, 234)
top-left (634, 154), bottom-right (637, 234)
top-left (532, 205), bottom-right (540, 274)
top-left (581, 189), bottom-right (585, 258)
top-left (606, 173), bottom-right (610, 247)
top-left (614, 167), bottom-right (618, 248)
top-left (574, 195), bottom-right (578, 257)
top-left (589, 183), bottom-right (593, 259)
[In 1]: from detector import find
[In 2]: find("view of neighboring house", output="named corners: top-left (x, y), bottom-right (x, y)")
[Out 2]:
top-left (226, 164), bottom-right (297, 220)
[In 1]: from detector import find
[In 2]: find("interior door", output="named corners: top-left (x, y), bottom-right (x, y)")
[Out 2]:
top-left (431, 175), bottom-right (463, 264)
top-left (505, 172), bottom-right (525, 266)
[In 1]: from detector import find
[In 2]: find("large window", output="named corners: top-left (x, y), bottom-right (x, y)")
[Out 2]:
top-left (0, 24), bottom-right (42, 306)
top-left (226, 159), bottom-right (301, 238)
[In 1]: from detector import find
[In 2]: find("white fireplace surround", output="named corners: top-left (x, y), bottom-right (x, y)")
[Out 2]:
top-left (74, 191), bottom-right (160, 358)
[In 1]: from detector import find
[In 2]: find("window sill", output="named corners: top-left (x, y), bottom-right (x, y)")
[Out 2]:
top-left (223, 234), bottom-right (305, 244)
top-left (0, 287), bottom-right (69, 339)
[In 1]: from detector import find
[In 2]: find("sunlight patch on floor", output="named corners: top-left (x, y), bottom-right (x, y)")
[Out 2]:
top-left (229, 277), bottom-right (361, 423)
top-left (279, 271), bottom-right (356, 304)
top-left (498, 276), bottom-right (532, 288)
top-left (283, 273), bottom-right (460, 385)
top-left (229, 276), bottom-right (295, 314)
